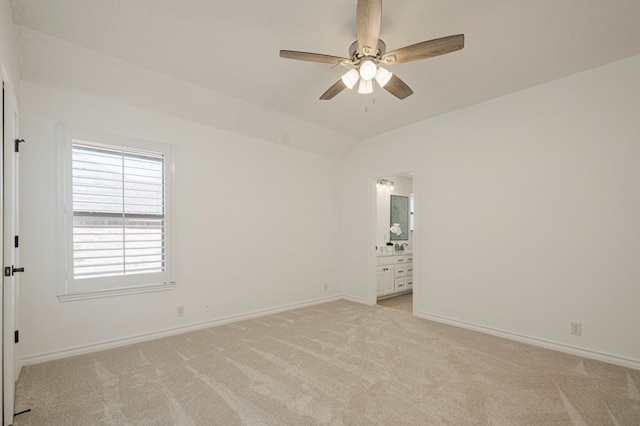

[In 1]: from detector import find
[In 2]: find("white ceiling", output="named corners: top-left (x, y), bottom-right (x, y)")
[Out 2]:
top-left (10, 0), bottom-right (640, 145)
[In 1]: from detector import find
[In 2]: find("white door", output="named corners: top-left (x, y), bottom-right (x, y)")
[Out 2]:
top-left (2, 67), bottom-right (21, 426)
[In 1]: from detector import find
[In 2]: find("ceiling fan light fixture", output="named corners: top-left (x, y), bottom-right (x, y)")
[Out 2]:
top-left (280, 1), bottom-right (465, 102)
top-left (358, 79), bottom-right (373, 94)
top-left (375, 67), bottom-right (392, 88)
top-left (341, 69), bottom-right (360, 90)
top-left (359, 59), bottom-right (377, 81)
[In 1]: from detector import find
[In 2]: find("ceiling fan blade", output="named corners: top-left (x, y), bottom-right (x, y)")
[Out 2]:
top-left (381, 34), bottom-right (464, 65)
top-left (320, 80), bottom-right (347, 100)
top-left (357, 0), bottom-right (382, 55)
top-left (383, 74), bottom-right (413, 100)
top-left (280, 50), bottom-right (351, 65)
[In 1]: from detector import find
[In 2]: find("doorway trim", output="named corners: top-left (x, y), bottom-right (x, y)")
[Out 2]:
top-left (1, 61), bottom-right (20, 426)
top-left (367, 168), bottom-right (418, 310)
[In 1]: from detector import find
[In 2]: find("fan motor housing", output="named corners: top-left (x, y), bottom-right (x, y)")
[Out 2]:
top-left (349, 39), bottom-right (386, 61)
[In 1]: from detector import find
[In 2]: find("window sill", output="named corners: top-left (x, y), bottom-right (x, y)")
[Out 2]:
top-left (57, 282), bottom-right (176, 302)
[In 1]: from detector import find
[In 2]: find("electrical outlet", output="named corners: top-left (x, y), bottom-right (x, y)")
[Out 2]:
top-left (203, 303), bottom-right (211, 314)
top-left (570, 322), bottom-right (582, 336)
top-left (324, 283), bottom-right (328, 292)
top-left (177, 306), bottom-right (184, 317)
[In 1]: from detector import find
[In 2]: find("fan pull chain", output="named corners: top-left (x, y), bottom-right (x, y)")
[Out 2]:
top-left (364, 88), bottom-right (377, 112)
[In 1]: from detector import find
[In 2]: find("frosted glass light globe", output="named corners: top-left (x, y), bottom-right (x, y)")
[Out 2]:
top-left (358, 79), bottom-right (373, 94)
top-left (359, 60), bottom-right (377, 81)
top-left (375, 67), bottom-right (392, 88)
top-left (341, 69), bottom-right (360, 89)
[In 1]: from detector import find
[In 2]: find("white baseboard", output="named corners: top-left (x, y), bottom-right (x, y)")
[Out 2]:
top-left (341, 295), bottom-right (372, 306)
top-left (417, 311), bottom-right (640, 371)
top-left (21, 295), bottom-right (343, 366)
top-left (28, 298), bottom-right (636, 371)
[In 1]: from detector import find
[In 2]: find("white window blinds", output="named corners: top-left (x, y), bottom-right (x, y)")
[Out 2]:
top-left (72, 144), bottom-right (165, 279)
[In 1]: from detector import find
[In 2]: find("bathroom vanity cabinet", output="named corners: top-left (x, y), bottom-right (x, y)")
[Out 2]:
top-left (376, 253), bottom-right (413, 298)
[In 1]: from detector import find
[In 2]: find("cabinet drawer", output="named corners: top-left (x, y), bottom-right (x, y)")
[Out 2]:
top-left (377, 256), bottom-right (395, 266)
top-left (406, 256), bottom-right (413, 262)
top-left (394, 256), bottom-right (405, 263)
top-left (406, 264), bottom-right (414, 276)
top-left (395, 265), bottom-right (405, 277)
top-left (406, 278), bottom-right (414, 289)
top-left (394, 278), bottom-right (405, 291)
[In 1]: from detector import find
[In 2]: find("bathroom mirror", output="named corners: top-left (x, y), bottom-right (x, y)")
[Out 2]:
top-left (390, 195), bottom-right (409, 241)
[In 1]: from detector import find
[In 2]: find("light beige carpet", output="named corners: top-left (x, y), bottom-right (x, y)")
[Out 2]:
top-left (13, 300), bottom-right (640, 425)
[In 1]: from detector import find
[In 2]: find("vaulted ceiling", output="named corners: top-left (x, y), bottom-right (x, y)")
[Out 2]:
top-left (11, 0), bottom-right (640, 156)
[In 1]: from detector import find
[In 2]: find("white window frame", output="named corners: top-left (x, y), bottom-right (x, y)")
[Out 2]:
top-left (57, 124), bottom-right (175, 301)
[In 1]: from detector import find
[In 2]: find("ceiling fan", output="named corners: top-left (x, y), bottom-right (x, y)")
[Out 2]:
top-left (280, 0), bottom-right (464, 101)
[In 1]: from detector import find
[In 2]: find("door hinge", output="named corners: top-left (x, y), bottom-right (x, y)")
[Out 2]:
top-left (14, 330), bottom-right (19, 344)
top-left (15, 235), bottom-right (19, 248)
top-left (15, 138), bottom-right (25, 153)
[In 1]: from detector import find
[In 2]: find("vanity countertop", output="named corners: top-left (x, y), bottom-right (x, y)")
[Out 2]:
top-left (378, 251), bottom-right (412, 257)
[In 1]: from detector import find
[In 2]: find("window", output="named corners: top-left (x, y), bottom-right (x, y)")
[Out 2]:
top-left (59, 126), bottom-right (174, 299)
top-left (72, 144), bottom-right (165, 278)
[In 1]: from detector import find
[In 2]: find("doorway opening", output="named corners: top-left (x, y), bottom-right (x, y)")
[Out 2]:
top-left (374, 172), bottom-right (414, 314)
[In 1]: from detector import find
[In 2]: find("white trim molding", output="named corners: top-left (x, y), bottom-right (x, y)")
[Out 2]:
top-left (57, 281), bottom-right (175, 302)
top-left (56, 123), bottom-right (175, 297)
top-left (417, 311), bottom-right (640, 371)
top-left (341, 295), bottom-right (372, 306)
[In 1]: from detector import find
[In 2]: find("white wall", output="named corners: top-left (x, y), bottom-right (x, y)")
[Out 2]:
top-left (0, 0), bottom-right (18, 88)
top-left (17, 27), bottom-right (358, 159)
top-left (12, 8), bottom-right (640, 369)
top-left (342, 55), bottom-right (640, 367)
top-left (19, 81), bottom-right (342, 361)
